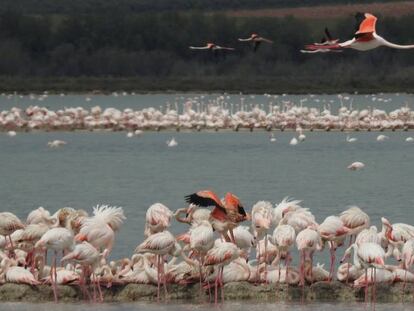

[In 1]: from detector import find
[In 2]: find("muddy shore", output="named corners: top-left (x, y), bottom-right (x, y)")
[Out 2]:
top-left (0, 282), bottom-right (412, 303)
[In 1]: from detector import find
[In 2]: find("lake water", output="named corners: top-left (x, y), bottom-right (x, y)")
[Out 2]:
top-left (1, 93), bottom-right (414, 309)
top-left (0, 92), bottom-right (413, 112)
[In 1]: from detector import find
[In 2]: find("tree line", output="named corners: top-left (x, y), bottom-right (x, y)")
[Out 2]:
top-left (0, 10), bottom-right (414, 92)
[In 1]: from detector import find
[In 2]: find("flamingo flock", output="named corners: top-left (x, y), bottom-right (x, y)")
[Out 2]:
top-left (1, 97), bottom-right (414, 133)
top-left (0, 196), bottom-right (414, 304)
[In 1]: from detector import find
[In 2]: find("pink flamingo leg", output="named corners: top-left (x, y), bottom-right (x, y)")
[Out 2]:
top-left (214, 268), bottom-right (219, 304)
top-left (161, 256), bottom-right (168, 298)
top-left (364, 269), bottom-right (368, 304)
top-left (220, 266), bottom-right (224, 303)
top-left (156, 255), bottom-right (161, 302)
top-left (51, 251), bottom-right (58, 303)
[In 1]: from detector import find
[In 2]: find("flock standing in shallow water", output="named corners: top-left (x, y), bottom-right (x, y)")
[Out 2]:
top-left (2, 96), bottom-right (414, 133)
top-left (0, 197), bottom-right (414, 304)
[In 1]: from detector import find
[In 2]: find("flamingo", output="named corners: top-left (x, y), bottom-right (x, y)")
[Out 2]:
top-left (271, 224), bottom-right (296, 285)
top-left (0, 212), bottom-right (25, 257)
top-left (339, 206), bottom-right (370, 244)
top-left (406, 137), bottom-right (414, 142)
top-left (238, 33), bottom-right (273, 52)
top-left (204, 241), bottom-right (241, 303)
top-left (251, 201), bottom-right (273, 269)
top-left (135, 230), bottom-right (180, 300)
top-left (0, 258), bottom-right (40, 285)
top-left (346, 135), bottom-right (357, 143)
top-left (189, 220), bottom-right (214, 291)
top-left (190, 43), bottom-right (234, 52)
top-left (295, 227), bottom-right (323, 286)
top-left (61, 241), bottom-right (107, 301)
top-left (35, 227), bottom-right (74, 302)
top-left (342, 242), bottom-right (385, 302)
top-left (166, 137), bottom-right (178, 147)
top-left (7, 131), bottom-right (16, 137)
top-left (145, 203), bottom-right (173, 237)
top-left (377, 134), bottom-right (389, 141)
top-left (47, 140), bottom-right (67, 148)
top-left (185, 190), bottom-right (248, 243)
top-left (75, 205), bottom-right (125, 255)
top-left (289, 137), bottom-right (298, 146)
top-left (318, 216), bottom-right (350, 280)
top-left (347, 161), bottom-right (365, 171)
top-left (303, 13), bottom-right (414, 52)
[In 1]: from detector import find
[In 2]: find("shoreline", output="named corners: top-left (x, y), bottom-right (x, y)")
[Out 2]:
top-left (0, 282), bottom-right (412, 303)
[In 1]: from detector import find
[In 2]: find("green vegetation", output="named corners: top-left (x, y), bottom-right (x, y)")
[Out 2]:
top-left (0, 0), bottom-right (396, 14)
top-left (0, 9), bottom-right (414, 93)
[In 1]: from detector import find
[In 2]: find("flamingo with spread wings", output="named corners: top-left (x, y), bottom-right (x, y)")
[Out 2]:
top-left (184, 190), bottom-right (249, 243)
top-left (238, 33), bottom-right (273, 52)
top-left (302, 13), bottom-right (414, 53)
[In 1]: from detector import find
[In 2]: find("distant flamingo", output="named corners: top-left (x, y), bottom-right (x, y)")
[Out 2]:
top-left (346, 135), bottom-right (357, 143)
top-left (347, 161), bottom-right (365, 171)
top-left (145, 203), bottom-right (173, 237)
top-left (303, 13), bottom-right (414, 52)
top-left (189, 43), bottom-right (235, 58)
top-left (238, 33), bottom-right (273, 52)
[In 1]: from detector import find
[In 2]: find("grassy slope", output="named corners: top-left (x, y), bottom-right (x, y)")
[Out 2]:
top-left (225, 1), bottom-right (414, 19)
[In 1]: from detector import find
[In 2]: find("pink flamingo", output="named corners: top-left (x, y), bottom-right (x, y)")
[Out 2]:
top-left (303, 13), bottom-right (414, 53)
top-left (134, 230), bottom-right (180, 301)
top-left (238, 33), bottom-right (273, 52)
top-left (35, 227), bottom-right (74, 302)
top-left (204, 241), bottom-right (241, 304)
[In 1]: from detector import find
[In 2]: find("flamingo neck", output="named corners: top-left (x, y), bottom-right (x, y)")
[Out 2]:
top-left (377, 35), bottom-right (414, 49)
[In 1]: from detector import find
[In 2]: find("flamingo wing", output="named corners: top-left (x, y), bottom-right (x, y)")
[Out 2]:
top-left (355, 13), bottom-right (377, 36)
top-left (325, 27), bottom-right (333, 41)
top-left (185, 191), bottom-right (224, 210)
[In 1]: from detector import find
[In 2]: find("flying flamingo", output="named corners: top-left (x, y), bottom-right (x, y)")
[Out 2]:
top-left (238, 33), bottom-right (273, 52)
top-left (303, 13), bottom-right (414, 52)
top-left (35, 227), bottom-right (75, 302)
top-left (204, 241), bottom-right (241, 303)
top-left (189, 43), bottom-right (235, 58)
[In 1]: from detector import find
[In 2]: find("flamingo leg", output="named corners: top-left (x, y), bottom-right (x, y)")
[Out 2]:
top-left (92, 272), bottom-right (97, 303)
top-left (198, 254), bottom-right (203, 296)
top-left (52, 251), bottom-right (58, 303)
top-left (220, 266), bottom-right (224, 303)
top-left (162, 256), bottom-right (168, 299)
top-left (97, 274), bottom-right (103, 302)
top-left (364, 269), bottom-right (368, 304)
top-left (214, 268), bottom-right (219, 304)
top-left (229, 229), bottom-right (236, 244)
top-left (156, 255), bottom-right (160, 302)
top-left (8, 235), bottom-right (15, 258)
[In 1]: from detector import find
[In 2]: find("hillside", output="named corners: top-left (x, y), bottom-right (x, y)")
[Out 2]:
top-left (226, 1), bottom-right (414, 19)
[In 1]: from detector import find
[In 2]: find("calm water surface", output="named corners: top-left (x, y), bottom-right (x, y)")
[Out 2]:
top-left (0, 92), bottom-right (413, 111)
top-left (1, 130), bottom-right (413, 262)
